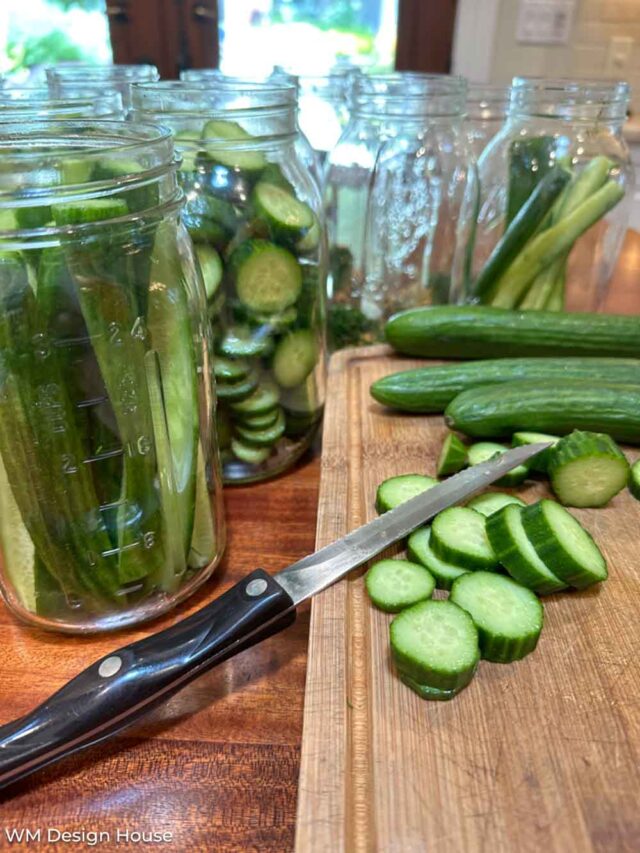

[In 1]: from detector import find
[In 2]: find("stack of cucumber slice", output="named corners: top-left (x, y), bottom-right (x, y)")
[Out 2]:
top-left (173, 118), bottom-right (325, 476)
top-left (366, 455), bottom-right (609, 701)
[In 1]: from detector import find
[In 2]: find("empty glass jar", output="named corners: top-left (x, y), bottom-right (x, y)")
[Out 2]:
top-left (324, 74), bottom-right (477, 349)
top-left (47, 64), bottom-right (159, 109)
top-left (0, 121), bottom-right (225, 632)
top-left (130, 81), bottom-right (327, 484)
top-left (465, 78), bottom-right (634, 311)
top-left (464, 84), bottom-right (510, 159)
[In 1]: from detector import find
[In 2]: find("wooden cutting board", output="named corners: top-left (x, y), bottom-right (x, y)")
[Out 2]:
top-left (295, 344), bottom-right (640, 853)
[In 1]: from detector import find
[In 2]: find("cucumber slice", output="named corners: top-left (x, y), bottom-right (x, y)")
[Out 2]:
top-left (468, 441), bottom-right (529, 486)
top-left (630, 459), bottom-right (640, 500)
top-left (202, 118), bottom-right (267, 172)
top-left (467, 492), bottom-right (526, 517)
top-left (512, 431), bottom-right (560, 473)
top-left (253, 181), bottom-right (314, 244)
top-left (217, 325), bottom-right (274, 359)
top-left (272, 330), bottom-right (317, 388)
top-left (214, 357), bottom-right (251, 383)
top-left (365, 558), bottom-right (435, 613)
top-left (407, 526), bottom-right (470, 590)
top-left (547, 430), bottom-right (630, 508)
top-left (234, 410), bottom-right (285, 446)
top-left (248, 306), bottom-right (298, 333)
top-left (231, 240), bottom-right (302, 315)
top-left (450, 571), bottom-right (543, 663)
top-left (188, 442), bottom-right (217, 570)
top-left (296, 214), bottom-right (321, 253)
top-left (437, 433), bottom-right (468, 477)
top-left (230, 383), bottom-right (280, 415)
top-left (375, 474), bottom-right (438, 514)
top-left (398, 672), bottom-right (469, 702)
top-left (431, 506), bottom-right (499, 571)
top-left (0, 453), bottom-right (35, 612)
top-left (230, 437), bottom-right (271, 465)
top-left (175, 129), bottom-right (202, 172)
top-left (521, 499), bottom-right (607, 589)
top-left (51, 198), bottom-right (128, 226)
top-left (236, 408), bottom-right (280, 429)
top-left (390, 599), bottom-right (479, 695)
top-left (486, 504), bottom-right (567, 594)
top-left (215, 373), bottom-right (259, 401)
top-left (194, 244), bottom-right (223, 300)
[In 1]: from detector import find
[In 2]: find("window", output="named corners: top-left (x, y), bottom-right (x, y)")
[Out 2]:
top-left (218, 0), bottom-right (398, 77)
top-left (0, 0), bottom-right (111, 83)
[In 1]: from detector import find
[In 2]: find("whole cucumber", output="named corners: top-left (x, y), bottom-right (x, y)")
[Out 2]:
top-left (370, 357), bottom-right (640, 413)
top-left (385, 306), bottom-right (640, 360)
top-left (445, 380), bottom-right (640, 444)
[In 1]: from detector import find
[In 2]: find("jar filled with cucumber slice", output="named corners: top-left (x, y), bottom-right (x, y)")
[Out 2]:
top-left (131, 81), bottom-right (327, 483)
top-left (464, 78), bottom-right (633, 312)
top-left (324, 73), bottom-right (477, 350)
top-left (0, 121), bottom-right (225, 632)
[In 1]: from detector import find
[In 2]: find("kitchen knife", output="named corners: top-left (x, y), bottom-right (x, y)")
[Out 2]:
top-left (0, 443), bottom-right (548, 790)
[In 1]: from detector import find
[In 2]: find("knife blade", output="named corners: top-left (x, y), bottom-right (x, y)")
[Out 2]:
top-left (0, 443), bottom-right (548, 790)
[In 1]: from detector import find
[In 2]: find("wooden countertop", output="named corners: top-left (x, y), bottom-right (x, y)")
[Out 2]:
top-left (1, 230), bottom-right (639, 852)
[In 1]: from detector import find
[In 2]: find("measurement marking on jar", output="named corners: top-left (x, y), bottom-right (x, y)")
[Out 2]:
top-left (52, 335), bottom-right (93, 349)
top-left (98, 498), bottom-right (127, 512)
top-left (83, 447), bottom-right (124, 464)
top-left (76, 395), bottom-right (109, 409)
top-left (101, 540), bottom-right (145, 558)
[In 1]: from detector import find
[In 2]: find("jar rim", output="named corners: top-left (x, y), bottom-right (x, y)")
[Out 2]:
top-left (132, 79), bottom-right (297, 112)
top-left (0, 86), bottom-right (122, 106)
top-left (46, 63), bottom-right (160, 81)
top-left (0, 120), bottom-right (179, 232)
top-left (352, 73), bottom-right (467, 117)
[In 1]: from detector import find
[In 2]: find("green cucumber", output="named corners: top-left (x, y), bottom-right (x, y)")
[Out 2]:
top-left (467, 442), bottom-right (528, 486)
top-left (0, 454), bottom-right (36, 612)
top-left (390, 599), bottom-right (479, 698)
top-left (385, 306), bottom-right (640, 360)
top-left (369, 358), bottom-right (640, 414)
top-left (486, 504), bottom-right (567, 594)
top-left (446, 380), bottom-right (640, 445)
top-left (202, 118), bottom-right (267, 172)
top-left (547, 430), bottom-right (629, 508)
top-left (375, 474), bottom-right (438, 513)
top-left (407, 526), bottom-right (470, 590)
top-left (506, 136), bottom-right (556, 224)
top-left (436, 433), bottom-right (467, 477)
top-left (237, 408), bottom-right (281, 429)
top-left (521, 499), bottom-right (607, 589)
top-left (188, 441), bottom-right (217, 570)
top-left (272, 330), bottom-right (317, 388)
top-left (430, 506), bottom-right (499, 571)
top-left (450, 571), bottom-right (543, 663)
top-left (195, 245), bottom-right (223, 300)
top-left (230, 383), bottom-right (280, 416)
top-left (230, 437), bottom-right (271, 465)
top-left (253, 181), bottom-right (314, 244)
top-left (512, 431), bottom-right (560, 473)
top-left (466, 492), bottom-right (526, 517)
top-left (630, 459), bottom-right (640, 500)
top-left (474, 165), bottom-right (570, 299)
top-left (365, 558), bottom-right (435, 612)
top-left (230, 239), bottom-right (302, 314)
top-left (234, 410), bottom-right (285, 446)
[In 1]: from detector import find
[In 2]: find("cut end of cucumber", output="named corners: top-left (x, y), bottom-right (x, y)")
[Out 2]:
top-left (451, 571), bottom-right (543, 663)
top-left (375, 474), bottom-right (438, 514)
top-left (365, 558), bottom-right (435, 613)
top-left (548, 430), bottom-right (630, 508)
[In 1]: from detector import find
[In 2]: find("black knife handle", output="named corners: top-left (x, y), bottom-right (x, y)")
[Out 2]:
top-left (0, 569), bottom-right (295, 791)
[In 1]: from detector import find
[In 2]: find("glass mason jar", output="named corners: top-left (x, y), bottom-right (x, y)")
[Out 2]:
top-left (46, 64), bottom-right (160, 109)
top-left (465, 78), bottom-right (634, 312)
top-left (0, 87), bottom-right (124, 120)
top-left (130, 82), bottom-right (327, 484)
top-left (464, 84), bottom-right (510, 159)
top-left (324, 74), bottom-right (477, 350)
top-left (0, 120), bottom-right (225, 632)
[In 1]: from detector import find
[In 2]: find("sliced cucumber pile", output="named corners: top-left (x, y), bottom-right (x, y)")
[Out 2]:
top-left (169, 116), bottom-right (324, 477)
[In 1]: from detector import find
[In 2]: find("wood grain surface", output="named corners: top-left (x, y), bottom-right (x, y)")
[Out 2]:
top-left (0, 453), bottom-right (319, 852)
top-left (0, 230), bottom-right (638, 852)
top-left (295, 342), bottom-right (640, 853)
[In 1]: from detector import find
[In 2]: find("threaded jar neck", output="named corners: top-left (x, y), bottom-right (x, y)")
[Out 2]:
top-left (466, 84), bottom-right (510, 121)
top-left (352, 73), bottom-right (467, 119)
top-left (0, 87), bottom-right (123, 119)
top-left (509, 77), bottom-right (630, 123)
